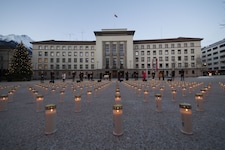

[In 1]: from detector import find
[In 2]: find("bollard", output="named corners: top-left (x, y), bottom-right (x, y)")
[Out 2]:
top-left (45, 104), bottom-right (57, 134)
top-left (155, 94), bottom-right (162, 112)
top-left (0, 95), bottom-right (8, 111)
top-left (36, 95), bottom-right (44, 112)
top-left (75, 95), bottom-right (81, 112)
top-left (179, 103), bottom-right (193, 135)
top-left (113, 104), bottom-right (123, 136)
top-left (195, 93), bottom-right (203, 111)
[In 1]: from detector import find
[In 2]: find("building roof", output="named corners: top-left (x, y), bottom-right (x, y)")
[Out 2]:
top-left (133, 37), bottom-right (203, 44)
top-left (31, 40), bottom-right (96, 45)
top-left (31, 37), bottom-right (203, 46)
top-left (94, 29), bottom-right (135, 36)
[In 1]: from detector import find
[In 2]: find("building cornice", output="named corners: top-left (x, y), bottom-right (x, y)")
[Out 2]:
top-left (31, 40), bottom-right (96, 45)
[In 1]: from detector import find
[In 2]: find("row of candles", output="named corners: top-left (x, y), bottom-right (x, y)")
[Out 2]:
top-left (121, 80), bottom-right (213, 135)
top-left (0, 85), bottom-right (20, 111)
top-left (30, 81), bottom-right (112, 134)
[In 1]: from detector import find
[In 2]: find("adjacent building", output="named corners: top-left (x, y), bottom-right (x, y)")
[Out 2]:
top-left (31, 28), bottom-right (203, 79)
top-left (201, 38), bottom-right (225, 75)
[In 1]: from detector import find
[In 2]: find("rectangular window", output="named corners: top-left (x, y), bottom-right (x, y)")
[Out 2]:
top-left (171, 50), bottom-right (175, 54)
top-left (62, 52), bottom-right (66, 56)
top-left (191, 63), bottom-right (195, 67)
top-left (141, 45), bottom-right (144, 49)
top-left (141, 64), bottom-right (145, 68)
top-left (74, 46), bottom-right (77, 50)
top-left (50, 65), bottom-right (54, 70)
top-left (85, 46), bottom-right (89, 50)
top-left (91, 58), bottom-right (94, 63)
top-left (178, 63), bottom-right (182, 67)
top-left (147, 45), bottom-right (150, 49)
top-left (38, 51), bottom-right (42, 56)
top-left (56, 58), bottom-right (60, 63)
top-left (80, 46), bottom-right (83, 50)
top-left (44, 58), bottom-right (48, 63)
top-left (141, 51), bottom-right (144, 55)
top-left (38, 58), bottom-right (42, 63)
top-left (191, 49), bottom-right (194, 54)
top-left (178, 50), bottom-right (181, 54)
top-left (62, 46), bottom-right (66, 50)
top-left (68, 52), bottom-right (71, 56)
top-left (85, 58), bottom-right (88, 63)
top-left (80, 58), bottom-right (83, 63)
top-left (184, 56), bottom-right (188, 61)
top-left (177, 43), bottom-right (181, 48)
top-left (165, 56), bottom-right (169, 61)
top-left (184, 49), bottom-right (188, 54)
top-left (50, 52), bottom-right (54, 57)
top-left (159, 44), bottom-right (162, 48)
top-left (74, 64), bottom-right (77, 69)
top-left (165, 44), bottom-right (168, 48)
top-left (184, 43), bottom-right (187, 47)
top-left (50, 58), bottom-right (54, 63)
top-left (191, 56), bottom-right (195, 61)
top-left (136, 57), bottom-right (139, 62)
top-left (171, 44), bottom-right (174, 48)
top-left (112, 44), bottom-right (117, 55)
top-left (80, 52), bottom-right (83, 57)
top-left (147, 57), bottom-right (150, 62)
top-left (62, 58), bottom-right (65, 63)
top-left (147, 51), bottom-right (150, 55)
top-left (80, 64), bottom-right (83, 69)
top-left (56, 64), bottom-right (60, 69)
top-left (105, 44), bottom-right (110, 56)
top-left (56, 46), bottom-right (60, 50)
top-left (85, 64), bottom-right (88, 69)
top-left (74, 52), bottom-right (77, 56)
top-left (153, 50), bottom-right (156, 55)
top-left (159, 57), bottom-right (163, 61)
top-left (165, 50), bottom-right (168, 55)
top-left (171, 56), bottom-right (175, 61)
top-left (68, 64), bottom-right (71, 69)
top-left (56, 52), bottom-right (60, 57)
top-left (135, 51), bottom-right (139, 56)
top-left (45, 52), bottom-right (48, 56)
top-left (190, 43), bottom-right (194, 47)
top-left (68, 58), bottom-right (71, 63)
top-left (74, 58), bottom-right (77, 63)
top-left (119, 44), bottom-right (124, 55)
top-left (178, 56), bottom-right (181, 61)
top-left (91, 64), bottom-right (94, 69)
top-left (91, 52), bottom-right (94, 56)
top-left (135, 64), bottom-right (139, 69)
top-left (91, 46), bottom-right (94, 50)
top-left (153, 45), bottom-right (156, 49)
top-left (141, 57), bottom-right (144, 62)
top-left (159, 50), bottom-right (162, 55)
top-left (85, 52), bottom-right (89, 57)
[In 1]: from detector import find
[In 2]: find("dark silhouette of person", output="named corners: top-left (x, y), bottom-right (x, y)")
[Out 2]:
top-left (180, 69), bottom-right (184, 81)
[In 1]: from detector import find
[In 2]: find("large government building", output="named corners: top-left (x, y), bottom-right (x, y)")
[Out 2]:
top-left (31, 28), bottom-right (203, 80)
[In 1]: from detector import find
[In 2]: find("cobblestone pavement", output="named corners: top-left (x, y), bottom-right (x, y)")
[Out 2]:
top-left (0, 76), bottom-right (225, 150)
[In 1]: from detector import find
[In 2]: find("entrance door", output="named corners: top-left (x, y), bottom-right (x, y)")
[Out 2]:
top-left (112, 70), bottom-right (117, 78)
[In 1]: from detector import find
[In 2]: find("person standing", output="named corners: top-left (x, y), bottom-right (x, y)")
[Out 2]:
top-left (50, 70), bottom-right (55, 83)
top-left (62, 72), bottom-right (66, 82)
top-left (180, 69), bottom-right (184, 81)
top-left (40, 71), bottom-right (44, 83)
top-left (72, 71), bottom-right (76, 82)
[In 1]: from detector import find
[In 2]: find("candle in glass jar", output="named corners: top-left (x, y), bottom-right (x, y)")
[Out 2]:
top-left (0, 94), bottom-right (8, 111)
top-left (115, 94), bottom-right (121, 103)
top-left (113, 104), bottom-right (123, 136)
top-left (171, 89), bottom-right (177, 101)
top-left (195, 93), bottom-right (203, 111)
top-left (143, 89), bottom-right (149, 102)
top-left (155, 94), bottom-right (162, 112)
top-left (45, 104), bottom-right (57, 134)
top-left (36, 95), bottom-right (44, 112)
top-left (74, 95), bottom-right (81, 112)
top-left (179, 103), bottom-right (193, 135)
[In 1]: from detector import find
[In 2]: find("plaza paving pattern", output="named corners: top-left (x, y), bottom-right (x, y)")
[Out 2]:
top-left (0, 76), bottom-right (225, 150)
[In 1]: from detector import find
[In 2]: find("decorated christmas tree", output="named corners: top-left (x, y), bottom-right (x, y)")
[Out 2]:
top-left (7, 42), bottom-right (33, 81)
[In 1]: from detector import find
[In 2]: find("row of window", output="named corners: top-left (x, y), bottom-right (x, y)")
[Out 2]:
top-left (202, 49), bottom-right (225, 54)
top-left (38, 58), bottom-right (95, 63)
top-left (38, 45), bottom-right (95, 50)
top-left (135, 49), bottom-right (195, 56)
top-left (135, 62), bottom-right (196, 69)
top-left (134, 43), bottom-right (195, 49)
top-left (38, 51), bottom-right (95, 57)
top-left (135, 56), bottom-right (195, 62)
top-left (38, 64), bottom-right (95, 70)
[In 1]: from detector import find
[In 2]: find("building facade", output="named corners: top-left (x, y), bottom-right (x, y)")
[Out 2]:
top-left (201, 38), bottom-right (225, 75)
top-left (31, 28), bottom-right (203, 80)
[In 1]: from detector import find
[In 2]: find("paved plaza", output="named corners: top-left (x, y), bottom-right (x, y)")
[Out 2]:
top-left (0, 76), bottom-right (225, 150)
